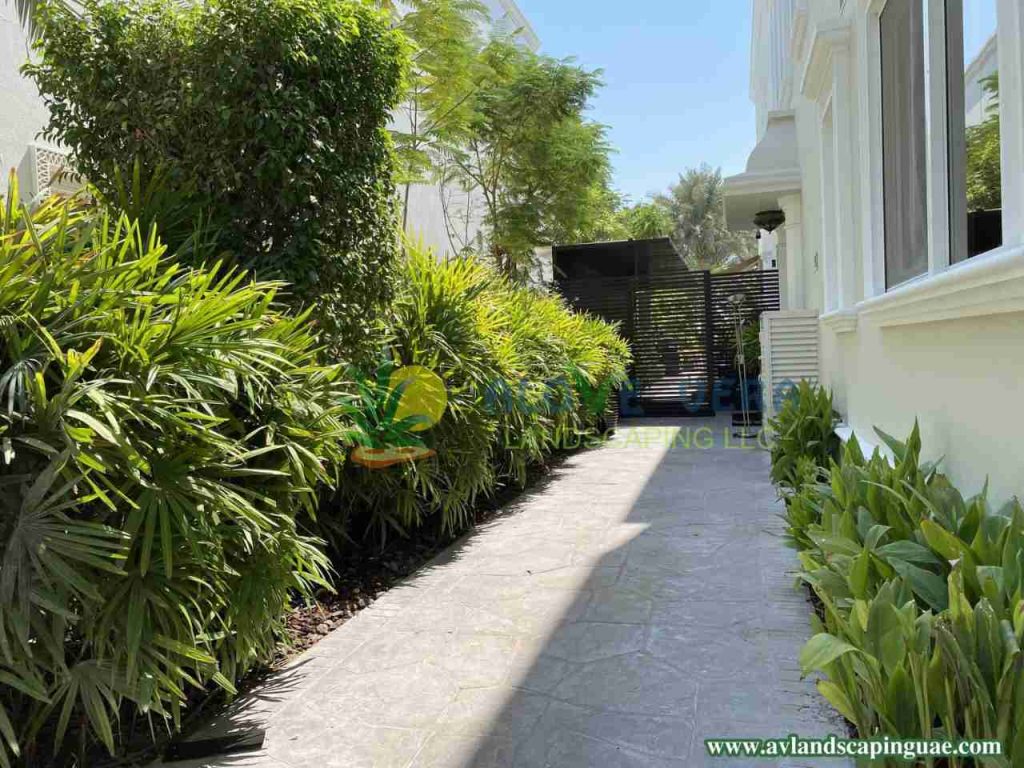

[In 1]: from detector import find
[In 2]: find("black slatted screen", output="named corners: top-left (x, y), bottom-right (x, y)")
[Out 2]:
top-left (709, 271), bottom-right (782, 381)
top-left (554, 240), bottom-right (779, 418)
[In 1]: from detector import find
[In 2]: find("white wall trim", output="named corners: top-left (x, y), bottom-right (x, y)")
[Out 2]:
top-left (858, 0), bottom-right (888, 299)
top-left (800, 18), bottom-right (853, 101)
top-left (923, 0), bottom-right (952, 276)
top-left (855, 242), bottom-right (1024, 326)
top-left (792, 0), bottom-right (811, 62)
top-left (820, 308), bottom-right (859, 334)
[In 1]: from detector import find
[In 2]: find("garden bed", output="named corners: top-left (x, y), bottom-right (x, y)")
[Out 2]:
top-left (770, 382), bottom-right (1024, 764)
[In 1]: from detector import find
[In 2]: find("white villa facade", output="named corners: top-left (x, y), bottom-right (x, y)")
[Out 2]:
top-left (727, 0), bottom-right (1024, 502)
top-left (0, 3), bottom-right (51, 194)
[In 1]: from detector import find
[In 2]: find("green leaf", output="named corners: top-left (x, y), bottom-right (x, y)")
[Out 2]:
top-left (800, 633), bottom-right (861, 675)
top-left (885, 663), bottom-right (918, 737)
top-left (816, 679), bottom-right (859, 725)
top-left (920, 518), bottom-right (965, 561)
top-left (867, 599), bottom-right (905, 676)
top-left (890, 559), bottom-right (949, 613)
top-left (849, 550), bottom-right (872, 599)
top-left (876, 539), bottom-right (944, 568)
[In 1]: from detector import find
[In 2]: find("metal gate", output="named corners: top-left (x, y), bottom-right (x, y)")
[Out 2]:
top-left (556, 247), bottom-right (780, 417)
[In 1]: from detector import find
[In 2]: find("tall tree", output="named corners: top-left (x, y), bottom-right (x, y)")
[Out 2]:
top-left (966, 73), bottom-right (1001, 212)
top-left (441, 41), bottom-right (611, 279)
top-left (572, 186), bottom-right (631, 243)
top-left (660, 164), bottom-right (755, 271)
top-left (573, 194), bottom-right (675, 244)
top-left (622, 199), bottom-right (674, 240)
top-left (391, 0), bottom-right (486, 231)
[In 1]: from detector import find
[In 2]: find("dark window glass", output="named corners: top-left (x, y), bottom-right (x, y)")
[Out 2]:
top-left (881, 0), bottom-right (929, 287)
top-left (947, 0), bottom-right (1002, 262)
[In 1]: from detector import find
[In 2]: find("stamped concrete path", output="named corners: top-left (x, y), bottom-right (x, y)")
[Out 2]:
top-left (168, 417), bottom-right (846, 768)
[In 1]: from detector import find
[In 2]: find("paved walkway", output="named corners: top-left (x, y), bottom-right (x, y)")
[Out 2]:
top-left (168, 418), bottom-right (845, 768)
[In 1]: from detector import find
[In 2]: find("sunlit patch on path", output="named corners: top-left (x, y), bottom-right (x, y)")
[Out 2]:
top-left (162, 416), bottom-right (848, 768)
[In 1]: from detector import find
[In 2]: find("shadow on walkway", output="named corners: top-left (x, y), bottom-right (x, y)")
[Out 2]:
top-left (450, 416), bottom-right (844, 767)
top-left (157, 417), bottom-right (845, 768)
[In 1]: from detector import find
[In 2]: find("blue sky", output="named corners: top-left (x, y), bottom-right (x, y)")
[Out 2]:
top-left (515, 0), bottom-right (1000, 204)
top-left (963, 1), bottom-right (998, 61)
top-left (515, 0), bottom-right (757, 203)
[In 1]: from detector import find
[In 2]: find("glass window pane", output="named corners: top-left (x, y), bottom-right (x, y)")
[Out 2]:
top-left (948, 0), bottom-right (1002, 261)
top-left (881, 0), bottom-right (929, 288)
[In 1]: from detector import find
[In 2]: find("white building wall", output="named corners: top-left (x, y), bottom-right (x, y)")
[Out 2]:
top-left (735, 0), bottom-right (1024, 503)
top-left (396, 0), bottom-right (539, 259)
top-left (0, 10), bottom-right (50, 195)
top-left (965, 35), bottom-right (998, 127)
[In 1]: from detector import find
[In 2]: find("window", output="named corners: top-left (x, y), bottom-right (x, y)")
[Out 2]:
top-left (947, 0), bottom-right (1002, 261)
top-left (880, 0), bottom-right (929, 288)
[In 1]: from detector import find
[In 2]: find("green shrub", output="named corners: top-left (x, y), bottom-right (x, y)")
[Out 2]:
top-left (780, 416), bottom-right (1024, 761)
top-left (323, 245), bottom-right (629, 545)
top-left (28, 0), bottom-right (408, 355)
top-left (768, 381), bottom-right (840, 493)
top-left (0, 187), bottom-right (351, 764)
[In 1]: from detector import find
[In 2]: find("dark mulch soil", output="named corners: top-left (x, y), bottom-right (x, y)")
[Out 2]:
top-left (279, 536), bottom-right (448, 657)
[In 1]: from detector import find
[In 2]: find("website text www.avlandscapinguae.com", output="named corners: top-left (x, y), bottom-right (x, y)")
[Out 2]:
top-left (705, 735), bottom-right (1002, 761)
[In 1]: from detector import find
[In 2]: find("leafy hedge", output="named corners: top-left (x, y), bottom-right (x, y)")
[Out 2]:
top-left (27, 0), bottom-right (408, 355)
top-left (0, 189), bottom-right (352, 766)
top-left (6, 5), bottom-right (633, 760)
top-left (0, 189), bottom-right (630, 761)
top-left (772, 384), bottom-right (1024, 763)
top-left (325, 245), bottom-right (630, 544)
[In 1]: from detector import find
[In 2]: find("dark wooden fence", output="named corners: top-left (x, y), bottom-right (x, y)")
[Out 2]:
top-left (709, 270), bottom-right (782, 381)
top-left (557, 260), bottom-right (779, 417)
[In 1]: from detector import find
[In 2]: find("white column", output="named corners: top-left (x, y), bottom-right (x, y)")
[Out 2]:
top-left (830, 36), bottom-right (860, 308)
top-left (778, 194), bottom-right (805, 309)
top-left (769, 0), bottom-right (796, 111)
top-left (819, 105), bottom-right (838, 311)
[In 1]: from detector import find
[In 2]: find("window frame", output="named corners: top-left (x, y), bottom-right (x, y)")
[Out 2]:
top-left (862, 0), bottom-right (1024, 300)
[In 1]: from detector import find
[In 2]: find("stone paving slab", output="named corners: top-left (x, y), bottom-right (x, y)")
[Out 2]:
top-left (159, 417), bottom-right (848, 768)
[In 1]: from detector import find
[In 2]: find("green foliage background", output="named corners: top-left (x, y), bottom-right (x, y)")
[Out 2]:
top-left (327, 245), bottom-right (630, 545)
top-left (27, 0), bottom-right (408, 355)
top-left (1, 1), bottom-right (634, 761)
top-left (966, 74), bottom-right (1002, 213)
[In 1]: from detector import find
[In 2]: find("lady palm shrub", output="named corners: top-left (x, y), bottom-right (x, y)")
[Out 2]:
top-left (0, 187), bottom-right (350, 764)
top-left (481, 280), bottom-right (629, 485)
top-left (326, 246), bottom-right (629, 544)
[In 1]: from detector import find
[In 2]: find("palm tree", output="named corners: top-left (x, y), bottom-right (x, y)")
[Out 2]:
top-left (11, 0), bottom-right (63, 35)
top-left (12, 0), bottom-right (37, 33)
top-left (660, 164), bottom-right (756, 271)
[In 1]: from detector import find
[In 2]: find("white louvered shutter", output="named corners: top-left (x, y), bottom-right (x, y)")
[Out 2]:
top-left (760, 310), bottom-right (820, 421)
top-left (17, 144), bottom-right (84, 204)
